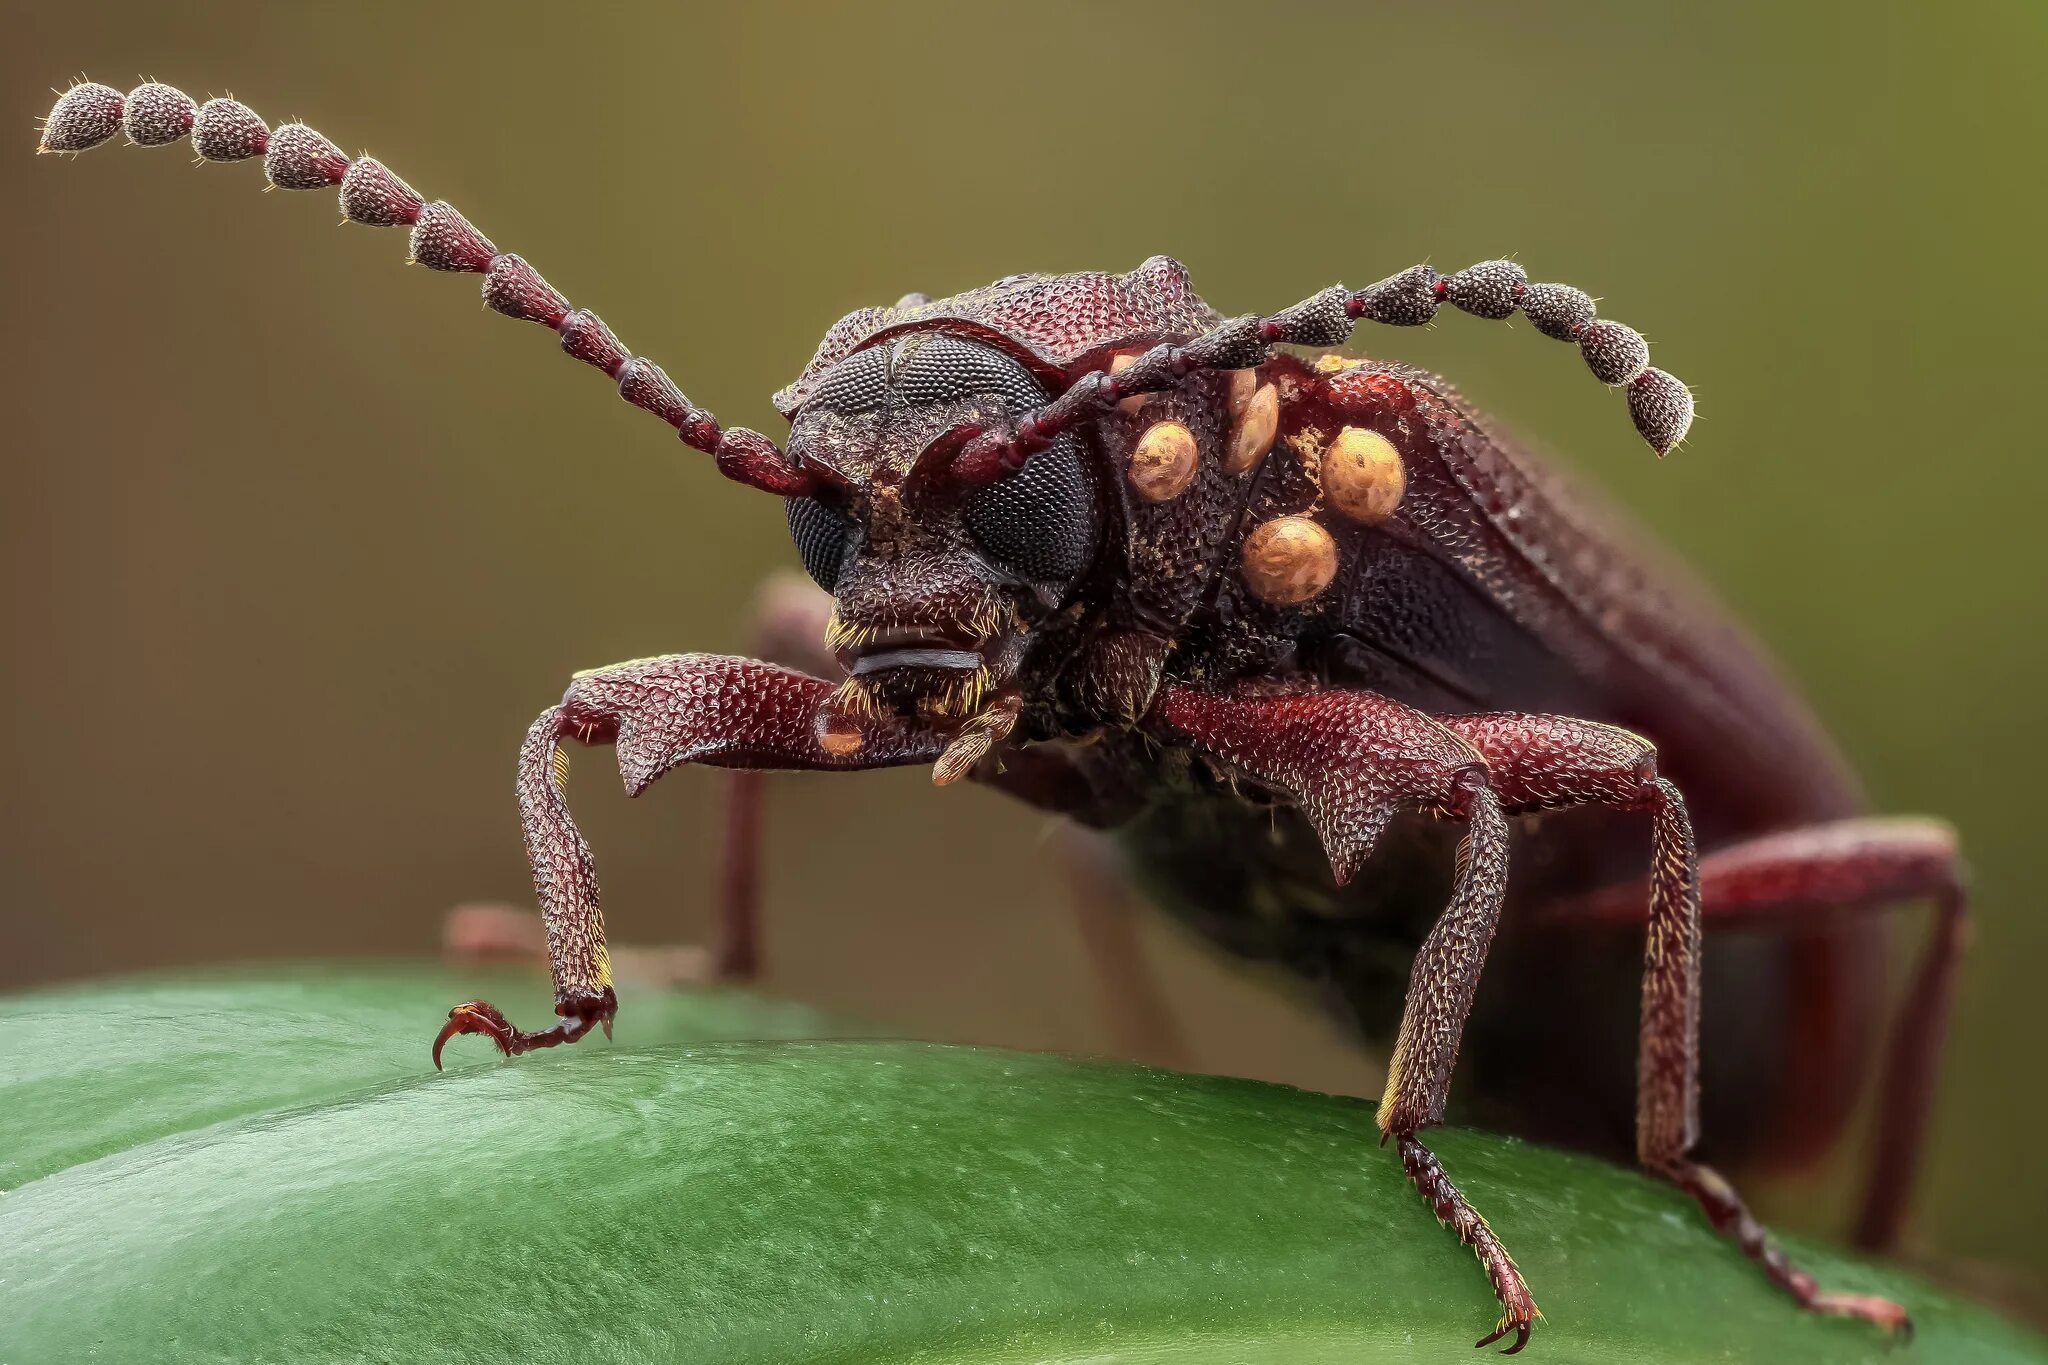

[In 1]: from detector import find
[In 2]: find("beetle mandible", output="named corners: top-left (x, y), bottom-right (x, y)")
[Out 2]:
top-left (38, 80), bottom-right (1969, 1353)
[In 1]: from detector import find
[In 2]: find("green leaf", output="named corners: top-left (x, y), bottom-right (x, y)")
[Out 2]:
top-left (0, 962), bottom-right (847, 1189)
top-left (2, 967), bottom-right (2040, 1364)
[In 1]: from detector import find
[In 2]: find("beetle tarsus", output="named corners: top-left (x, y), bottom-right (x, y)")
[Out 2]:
top-left (430, 990), bottom-right (616, 1069)
top-left (1811, 1292), bottom-right (1913, 1338)
top-left (1396, 1134), bottom-right (1540, 1355)
top-left (1653, 1156), bottom-right (1911, 1338)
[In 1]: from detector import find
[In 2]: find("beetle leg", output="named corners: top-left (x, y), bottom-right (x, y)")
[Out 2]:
top-left (1544, 817), bottom-right (1967, 1254)
top-left (1151, 685), bottom-right (1538, 1353)
top-left (432, 653), bottom-right (944, 1068)
top-left (448, 574), bottom-right (837, 989)
top-left (441, 902), bottom-right (713, 987)
top-left (714, 570), bottom-right (1192, 1061)
top-left (1383, 786), bottom-right (1535, 1353)
top-left (1057, 826), bottom-right (1192, 1069)
top-left (709, 574), bottom-right (846, 981)
top-left (1437, 713), bottom-right (1913, 1336)
top-left (945, 258), bottom-right (1692, 489)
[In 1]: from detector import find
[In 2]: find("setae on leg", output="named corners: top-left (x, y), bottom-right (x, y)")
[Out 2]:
top-left (434, 654), bottom-right (943, 1066)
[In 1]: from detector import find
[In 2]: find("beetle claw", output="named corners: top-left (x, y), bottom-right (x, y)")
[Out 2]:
top-left (432, 999), bottom-right (516, 1069)
top-left (1475, 1315), bottom-right (1533, 1354)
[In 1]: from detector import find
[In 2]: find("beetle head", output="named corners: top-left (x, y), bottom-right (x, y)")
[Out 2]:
top-left (782, 330), bottom-right (1104, 726)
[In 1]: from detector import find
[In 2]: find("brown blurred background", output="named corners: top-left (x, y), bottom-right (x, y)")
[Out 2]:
top-left (5, 0), bottom-right (2043, 1303)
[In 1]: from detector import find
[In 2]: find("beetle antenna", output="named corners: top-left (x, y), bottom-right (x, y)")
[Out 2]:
top-left (34, 80), bottom-right (811, 498)
top-left (947, 259), bottom-right (1694, 487)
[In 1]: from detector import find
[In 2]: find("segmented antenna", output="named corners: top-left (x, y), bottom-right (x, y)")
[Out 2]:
top-left (948, 259), bottom-right (1697, 487)
top-left (34, 80), bottom-right (811, 498)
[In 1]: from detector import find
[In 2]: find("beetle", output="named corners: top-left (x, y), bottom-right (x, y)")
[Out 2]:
top-left (37, 79), bottom-right (1969, 1353)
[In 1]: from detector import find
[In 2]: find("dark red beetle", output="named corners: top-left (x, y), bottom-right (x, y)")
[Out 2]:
top-left (39, 80), bottom-right (1967, 1353)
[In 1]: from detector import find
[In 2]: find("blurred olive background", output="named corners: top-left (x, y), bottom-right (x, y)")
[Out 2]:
top-left (5, 0), bottom-right (2043, 1304)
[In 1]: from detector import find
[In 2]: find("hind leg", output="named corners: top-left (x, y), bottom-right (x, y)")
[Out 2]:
top-left (1548, 817), bottom-right (1967, 1252)
top-left (704, 574), bottom-right (844, 981)
top-left (1057, 826), bottom-right (1191, 1069)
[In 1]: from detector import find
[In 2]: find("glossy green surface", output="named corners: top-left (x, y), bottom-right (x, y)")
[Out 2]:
top-left (2, 969), bottom-right (2040, 1364)
top-left (0, 962), bottom-right (844, 1188)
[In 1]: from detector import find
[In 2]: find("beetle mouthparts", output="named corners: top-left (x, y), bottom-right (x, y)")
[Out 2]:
top-left (850, 647), bottom-right (983, 675)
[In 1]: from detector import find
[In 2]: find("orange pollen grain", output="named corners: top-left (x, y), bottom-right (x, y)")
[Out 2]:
top-left (1129, 420), bottom-right (1199, 502)
top-left (1226, 367), bottom-right (1259, 419)
top-left (1323, 426), bottom-right (1406, 523)
top-left (1226, 383), bottom-right (1279, 474)
top-left (1241, 514), bottom-right (1338, 605)
top-left (1109, 352), bottom-right (1149, 414)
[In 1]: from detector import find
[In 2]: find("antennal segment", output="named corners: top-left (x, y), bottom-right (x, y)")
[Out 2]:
top-left (947, 258), bottom-right (1695, 488)
top-left (35, 80), bottom-right (811, 498)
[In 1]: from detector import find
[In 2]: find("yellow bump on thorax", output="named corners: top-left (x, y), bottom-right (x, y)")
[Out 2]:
top-left (1241, 514), bottom-right (1338, 605)
top-left (1323, 425), bottom-right (1406, 523)
top-left (1226, 382), bottom-right (1279, 473)
top-left (1129, 419), bottom-right (1199, 502)
top-left (1226, 368), bottom-right (1258, 418)
top-left (1109, 352), bottom-right (1148, 414)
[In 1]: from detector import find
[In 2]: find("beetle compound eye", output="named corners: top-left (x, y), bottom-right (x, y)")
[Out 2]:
top-left (895, 333), bottom-right (1047, 412)
top-left (785, 496), bottom-right (855, 591)
top-left (804, 343), bottom-right (892, 415)
top-left (962, 432), bottom-right (1098, 584)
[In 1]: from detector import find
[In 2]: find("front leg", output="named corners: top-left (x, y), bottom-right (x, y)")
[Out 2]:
top-left (1149, 684), bottom-right (1537, 1352)
top-left (433, 653), bottom-right (943, 1066)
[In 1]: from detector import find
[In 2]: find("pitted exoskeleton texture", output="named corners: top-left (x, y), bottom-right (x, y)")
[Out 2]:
top-left (36, 78), bottom-right (812, 498)
top-left (514, 655), bottom-right (944, 1010)
top-left (773, 256), bottom-right (1220, 417)
top-left (940, 255), bottom-right (1697, 494)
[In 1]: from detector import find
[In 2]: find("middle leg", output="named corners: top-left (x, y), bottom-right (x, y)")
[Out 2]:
top-left (1544, 816), bottom-right (1968, 1254)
